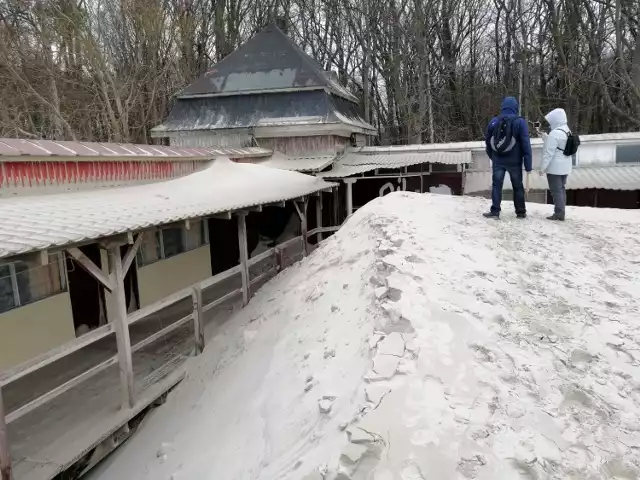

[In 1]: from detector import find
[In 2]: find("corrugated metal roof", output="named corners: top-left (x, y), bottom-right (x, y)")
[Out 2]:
top-left (151, 90), bottom-right (374, 135)
top-left (256, 152), bottom-right (335, 172)
top-left (361, 132), bottom-right (640, 154)
top-left (0, 139), bottom-right (271, 159)
top-left (317, 151), bottom-right (471, 178)
top-left (464, 165), bottom-right (640, 194)
top-left (178, 24), bottom-right (358, 103)
top-left (0, 158), bottom-right (334, 259)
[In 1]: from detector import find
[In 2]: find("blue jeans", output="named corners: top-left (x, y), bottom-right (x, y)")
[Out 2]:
top-left (491, 164), bottom-right (526, 215)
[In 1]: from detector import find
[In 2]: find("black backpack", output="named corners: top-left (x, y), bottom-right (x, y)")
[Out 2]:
top-left (490, 116), bottom-right (518, 154)
top-left (558, 130), bottom-right (580, 156)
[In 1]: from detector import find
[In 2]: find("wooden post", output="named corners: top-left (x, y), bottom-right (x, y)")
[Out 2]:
top-left (294, 198), bottom-right (309, 257)
top-left (315, 195), bottom-right (323, 242)
top-left (108, 247), bottom-right (135, 410)
top-left (344, 179), bottom-right (357, 217)
top-left (191, 286), bottom-right (204, 355)
top-left (237, 213), bottom-right (250, 306)
top-left (275, 247), bottom-right (284, 271)
top-left (0, 387), bottom-right (11, 480)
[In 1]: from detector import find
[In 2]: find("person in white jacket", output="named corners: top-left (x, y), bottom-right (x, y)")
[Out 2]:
top-left (539, 108), bottom-right (573, 221)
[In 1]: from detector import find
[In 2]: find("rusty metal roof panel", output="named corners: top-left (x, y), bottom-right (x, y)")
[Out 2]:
top-left (0, 141), bottom-right (21, 156)
top-left (0, 138), bottom-right (272, 160)
top-left (28, 140), bottom-right (77, 156)
top-left (56, 141), bottom-right (100, 156)
top-left (0, 158), bottom-right (335, 258)
top-left (0, 139), bottom-right (50, 156)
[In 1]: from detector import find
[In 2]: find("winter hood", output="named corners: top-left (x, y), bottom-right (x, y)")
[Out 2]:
top-left (545, 108), bottom-right (568, 130)
top-left (500, 96), bottom-right (520, 115)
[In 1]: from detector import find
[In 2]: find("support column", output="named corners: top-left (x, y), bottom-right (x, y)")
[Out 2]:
top-left (101, 249), bottom-right (117, 327)
top-left (237, 213), bottom-right (250, 306)
top-left (191, 287), bottom-right (204, 355)
top-left (294, 198), bottom-right (309, 257)
top-left (0, 388), bottom-right (11, 480)
top-left (108, 247), bottom-right (135, 410)
top-left (344, 179), bottom-right (358, 217)
top-left (315, 194), bottom-right (323, 242)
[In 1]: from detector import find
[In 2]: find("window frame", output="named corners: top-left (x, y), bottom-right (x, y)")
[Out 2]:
top-left (615, 144), bottom-right (640, 164)
top-left (0, 252), bottom-right (67, 314)
top-left (137, 219), bottom-right (210, 268)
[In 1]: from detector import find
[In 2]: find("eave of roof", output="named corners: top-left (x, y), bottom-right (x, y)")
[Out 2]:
top-left (0, 158), bottom-right (335, 259)
top-left (0, 138), bottom-right (272, 160)
top-left (317, 151), bottom-right (471, 178)
top-left (256, 152), bottom-right (336, 172)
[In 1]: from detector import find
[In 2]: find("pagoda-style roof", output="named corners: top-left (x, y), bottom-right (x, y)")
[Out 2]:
top-left (178, 24), bottom-right (357, 103)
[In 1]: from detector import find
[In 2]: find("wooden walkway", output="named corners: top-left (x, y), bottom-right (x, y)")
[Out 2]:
top-left (5, 277), bottom-right (242, 480)
top-left (1, 232), bottom-right (314, 480)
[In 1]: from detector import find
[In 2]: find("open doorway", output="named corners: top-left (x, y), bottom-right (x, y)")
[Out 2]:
top-left (67, 244), bottom-right (140, 337)
top-left (66, 244), bottom-right (106, 336)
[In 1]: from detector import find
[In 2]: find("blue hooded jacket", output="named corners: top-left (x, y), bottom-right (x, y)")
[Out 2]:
top-left (484, 97), bottom-right (533, 172)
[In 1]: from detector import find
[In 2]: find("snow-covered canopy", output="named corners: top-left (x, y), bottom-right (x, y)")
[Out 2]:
top-left (0, 158), bottom-right (334, 258)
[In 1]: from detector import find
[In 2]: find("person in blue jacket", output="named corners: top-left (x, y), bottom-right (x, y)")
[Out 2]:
top-left (483, 97), bottom-right (533, 219)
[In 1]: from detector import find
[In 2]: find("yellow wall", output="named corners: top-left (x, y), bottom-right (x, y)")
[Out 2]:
top-left (137, 246), bottom-right (212, 307)
top-left (0, 293), bottom-right (76, 373)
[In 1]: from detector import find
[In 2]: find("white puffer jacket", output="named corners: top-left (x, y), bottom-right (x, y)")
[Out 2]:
top-left (540, 108), bottom-right (573, 176)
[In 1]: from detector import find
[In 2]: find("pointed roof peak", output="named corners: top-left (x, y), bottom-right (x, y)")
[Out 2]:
top-left (177, 25), bottom-right (358, 103)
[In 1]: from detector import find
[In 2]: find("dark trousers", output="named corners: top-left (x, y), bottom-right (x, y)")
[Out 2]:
top-left (547, 174), bottom-right (568, 219)
top-left (491, 164), bottom-right (526, 215)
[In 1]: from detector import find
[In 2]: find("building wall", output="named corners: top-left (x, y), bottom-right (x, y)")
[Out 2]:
top-left (258, 135), bottom-right (346, 155)
top-left (137, 246), bottom-right (212, 307)
top-left (0, 292), bottom-right (75, 372)
top-left (167, 130), bottom-right (253, 148)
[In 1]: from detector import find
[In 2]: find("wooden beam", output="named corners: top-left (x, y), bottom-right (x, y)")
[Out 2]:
top-left (237, 213), bottom-right (250, 305)
top-left (249, 205), bottom-right (263, 212)
top-left (108, 246), bottom-right (135, 410)
top-left (100, 233), bottom-right (131, 249)
top-left (0, 388), bottom-right (11, 480)
top-left (6, 356), bottom-right (118, 424)
top-left (212, 211), bottom-right (232, 220)
top-left (0, 323), bottom-right (114, 387)
top-left (192, 287), bottom-right (204, 355)
top-left (295, 198), bottom-right (309, 257)
top-left (67, 247), bottom-right (114, 292)
top-left (267, 201), bottom-right (286, 208)
top-left (316, 195), bottom-right (323, 241)
top-left (121, 233), bottom-right (144, 277)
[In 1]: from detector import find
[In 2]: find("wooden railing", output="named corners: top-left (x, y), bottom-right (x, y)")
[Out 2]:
top-left (0, 223), bottom-right (341, 480)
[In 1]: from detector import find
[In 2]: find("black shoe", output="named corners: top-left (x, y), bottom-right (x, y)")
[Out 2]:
top-left (517, 213), bottom-right (527, 219)
top-left (483, 211), bottom-right (499, 219)
top-left (547, 214), bottom-right (565, 221)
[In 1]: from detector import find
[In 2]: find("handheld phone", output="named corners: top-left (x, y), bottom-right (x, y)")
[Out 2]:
top-left (533, 121), bottom-right (541, 130)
